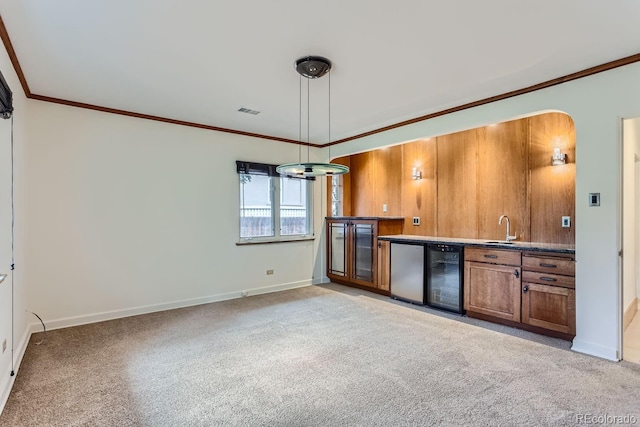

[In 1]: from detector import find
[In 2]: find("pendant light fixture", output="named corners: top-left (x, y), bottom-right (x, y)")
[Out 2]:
top-left (276, 56), bottom-right (349, 177)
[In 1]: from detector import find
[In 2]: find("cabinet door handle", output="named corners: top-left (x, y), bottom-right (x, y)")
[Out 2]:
top-left (377, 241), bottom-right (381, 248)
top-left (540, 263), bottom-right (557, 268)
top-left (514, 270), bottom-right (519, 278)
top-left (540, 276), bottom-right (557, 282)
top-left (484, 254), bottom-right (498, 259)
top-left (523, 285), bottom-right (529, 293)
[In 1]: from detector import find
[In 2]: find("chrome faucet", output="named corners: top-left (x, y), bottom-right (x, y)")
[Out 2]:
top-left (499, 215), bottom-right (517, 242)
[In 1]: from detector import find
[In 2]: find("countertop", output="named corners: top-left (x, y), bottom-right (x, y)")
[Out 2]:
top-left (377, 235), bottom-right (575, 254)
top-left (327, 216), bottom-right (405, 220)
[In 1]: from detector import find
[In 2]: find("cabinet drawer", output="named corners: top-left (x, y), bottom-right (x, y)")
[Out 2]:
top-left (522, 271), bottom-right (575, 289)
top-left (522, 255), bottom-right (574, 276)
top-left (465, 247), bottom-right (521, 266)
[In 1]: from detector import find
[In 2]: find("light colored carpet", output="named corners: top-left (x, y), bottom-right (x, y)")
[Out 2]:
top-left (2, 283), bottom-right (639, 426)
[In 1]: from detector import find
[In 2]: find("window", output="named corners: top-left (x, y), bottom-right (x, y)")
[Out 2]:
top-left (331, 174), bottom-right (343, 216)
top-left (237, 161), bottom-right (313, 242)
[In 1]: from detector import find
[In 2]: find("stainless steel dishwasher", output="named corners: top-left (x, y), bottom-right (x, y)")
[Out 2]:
top-left (390, 242), bottom-right (425, 304)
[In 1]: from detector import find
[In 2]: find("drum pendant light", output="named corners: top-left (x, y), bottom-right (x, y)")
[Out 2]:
top-left (276, 56), bottom-right (349, 177)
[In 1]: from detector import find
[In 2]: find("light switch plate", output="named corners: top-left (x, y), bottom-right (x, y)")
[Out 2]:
top-left (562, 216), bottom-right (571, 228)
top-left (589, 193), bottom-right (600, 206)
top-left (382, 204), bottom-right (388, 213)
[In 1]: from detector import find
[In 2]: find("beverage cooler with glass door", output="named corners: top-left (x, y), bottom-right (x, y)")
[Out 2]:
top-left (426, 244), bottom-right (464, 314)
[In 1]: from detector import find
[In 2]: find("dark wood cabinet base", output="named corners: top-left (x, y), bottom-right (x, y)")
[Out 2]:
top-left (466, 310), bottom-right (575, 341)
top-left (329, 279), bottom-right (391, 297)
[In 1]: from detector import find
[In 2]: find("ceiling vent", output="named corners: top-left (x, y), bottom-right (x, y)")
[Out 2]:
top-left (238, 107), bottom-right (260, 115)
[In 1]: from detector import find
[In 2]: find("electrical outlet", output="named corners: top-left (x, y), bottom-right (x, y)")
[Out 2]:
top-left (562, 216), bottom-right (571, 228)
top-left (412, 217), bottom-right (420, 226)
top-left (2, 339), bottom-right (6, 354)
top-left (266, 269), bottom-right (274, 275)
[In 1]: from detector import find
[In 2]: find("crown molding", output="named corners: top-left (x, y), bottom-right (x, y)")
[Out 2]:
top-left (327, 52), bottom-right (640, 146)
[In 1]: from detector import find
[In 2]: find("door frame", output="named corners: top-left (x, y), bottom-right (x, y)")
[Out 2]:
top-left (619, 114), bottom-right (640, 361)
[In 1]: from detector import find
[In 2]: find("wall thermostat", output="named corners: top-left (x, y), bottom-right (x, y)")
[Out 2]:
top-left (588, 193), bottom-right (600, 206)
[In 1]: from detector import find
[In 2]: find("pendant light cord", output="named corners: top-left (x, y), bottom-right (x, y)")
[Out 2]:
top-left (307, 74), bottom-right (310, 162)
top-left (298, 74), bottom-right (302, 163)
top-left (10, 113), bottom-right (15, 376)
top-left (328, 71), bottom-right (331, 157)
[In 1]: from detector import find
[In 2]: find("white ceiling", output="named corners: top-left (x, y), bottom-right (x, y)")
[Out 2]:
top-left (2, 1), bottom-right (640, 145)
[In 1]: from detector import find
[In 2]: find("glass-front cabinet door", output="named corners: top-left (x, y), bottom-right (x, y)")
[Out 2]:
top-left (327, 220), bottom-right (348, 278)
top-left (351, 221), bottom-right (376, 285)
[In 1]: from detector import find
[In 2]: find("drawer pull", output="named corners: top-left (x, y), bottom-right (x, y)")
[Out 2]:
top-left (484, 254), bottom-right (498, 259)
top-left (540, 276), bottom-right (557, 282)
top-left (540, 263), bottom-right (557, 268)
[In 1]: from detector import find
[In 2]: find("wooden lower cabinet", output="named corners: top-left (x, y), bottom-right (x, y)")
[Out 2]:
top-left (520, 251), bottom-right (576, 335)
top-left (464, 261), bottom-right (522, 322)
top-left (464, 247), bottom-right (576, 339)
top-left (326, 217), bottom-right (403, 292)
top-left (377, 239), bottom-right (391, 292)
top-left (521, 282), bottom-right (575, 334)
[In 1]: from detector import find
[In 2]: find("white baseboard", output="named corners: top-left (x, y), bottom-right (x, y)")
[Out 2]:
top-left (571, 338), bottom-right (620, 361)
top-left (623, 297), bottom-right (638, 331)
top-left (36, 280), bottom-right (314, 333)
top-left (0, 326), bottom-right (32, 416)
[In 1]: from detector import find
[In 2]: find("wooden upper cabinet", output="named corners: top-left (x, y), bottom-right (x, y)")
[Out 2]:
top-left (529, 113), bottom-right (576, 245)
top-left (437, 130), bottom-right (478, 238)
top-left (476, 121), bottom-right (529, 241)
top-left (373, 146), bottom-right (403, 216)
top-left (402, 138), bottom-right (437, 235)
top-left (350, 146), bottom-right (403, 217)
top-left (350, 151), bottom-right (376, 216)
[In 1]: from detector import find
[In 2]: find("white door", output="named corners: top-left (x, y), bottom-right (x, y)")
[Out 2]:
top-left (622, 117), bottom-right (640, 363)
top-left (0, 115), bottom-right (12, 376)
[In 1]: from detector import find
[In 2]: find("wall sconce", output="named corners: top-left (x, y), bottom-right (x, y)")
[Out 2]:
top-left (552, 148), bottom-right (566, 166)
top-left (412, 167), bottom-right (422, 180)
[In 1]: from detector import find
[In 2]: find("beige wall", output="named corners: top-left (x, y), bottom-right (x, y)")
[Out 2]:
top-left (22, 102), bottom-right (327, 330)
top-left (0, 45), bottom-right (29, 412)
